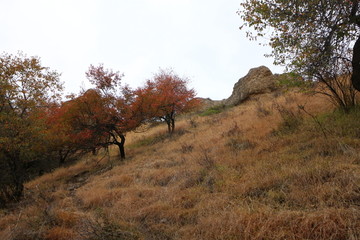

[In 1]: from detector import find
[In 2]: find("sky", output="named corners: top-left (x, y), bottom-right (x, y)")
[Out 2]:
top-left (1, 0), bottom-right (284, 100)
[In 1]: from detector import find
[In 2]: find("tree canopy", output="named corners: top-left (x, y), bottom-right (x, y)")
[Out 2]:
top-left (134, 69), bottom-right (199, 134)
top-left (238, 0), bottom-right (360, 91)
top-left (58, 64), bottom-right (142, 160)
top-left (0, 52), bottom-right (63, 205)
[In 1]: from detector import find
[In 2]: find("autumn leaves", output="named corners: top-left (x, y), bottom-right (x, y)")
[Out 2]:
top-left (44, 65), bottom-right (199, 161)
top-left (0, 53), bottom-right (199, 205)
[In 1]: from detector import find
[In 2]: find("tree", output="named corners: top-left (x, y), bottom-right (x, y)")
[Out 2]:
top-left (62, 64), bottom-right (141, 160)
top-left (41, 102), bottom-right (96, 166)
top-left (0, 52), bottom-right (62, 205)
top-left (238, 0), bottom-right (360, 108)
top-left (135, 69), bottom-right (199, 134)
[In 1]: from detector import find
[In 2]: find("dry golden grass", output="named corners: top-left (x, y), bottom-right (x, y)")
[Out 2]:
top-left (2, 89), bottom-right (360, 240)
top-left (45, 226), bottom-right (78, 240)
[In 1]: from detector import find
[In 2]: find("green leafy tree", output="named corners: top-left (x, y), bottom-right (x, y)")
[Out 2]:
top-left (0, 52), bottom-right (62, 205)
top-left (239, 0), bottom-right (360, 108)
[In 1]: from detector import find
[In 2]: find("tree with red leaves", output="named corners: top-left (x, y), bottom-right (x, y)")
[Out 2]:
top-left (62, 64), bottom-right (141, 160)
top-left (42, 100), bottom-right (104, 165)
top-left (135, 69), bottom-right (199, 134)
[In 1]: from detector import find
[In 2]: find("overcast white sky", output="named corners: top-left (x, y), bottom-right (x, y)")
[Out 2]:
top-left (1, 0), bottom-right (284, 100)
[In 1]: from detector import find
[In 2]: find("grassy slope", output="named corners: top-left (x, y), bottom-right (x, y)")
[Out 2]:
top-left (1, 90), bottom-right (360, 240)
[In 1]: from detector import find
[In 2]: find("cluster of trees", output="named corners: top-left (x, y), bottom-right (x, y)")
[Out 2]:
top-left (239, 0), bottom-right (360, 110)
top-left (0, 52), bottom-right (198, 206)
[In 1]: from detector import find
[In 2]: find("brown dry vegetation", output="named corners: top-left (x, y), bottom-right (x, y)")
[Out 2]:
top-left (1, 89), bottom-right (360, 240)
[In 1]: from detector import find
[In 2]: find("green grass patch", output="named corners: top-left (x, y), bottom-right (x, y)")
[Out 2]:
top-left (199, 104), bottom-right (228, 116)
top-left (276, 72), bottom-right (312, 89)
top-left (316, 105), bottom-right (360, 138)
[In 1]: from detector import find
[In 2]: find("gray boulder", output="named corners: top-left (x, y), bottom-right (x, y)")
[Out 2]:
top-left (224, 66), bottom-right (277, 106)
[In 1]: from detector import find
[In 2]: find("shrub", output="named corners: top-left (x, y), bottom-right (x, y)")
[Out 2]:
top-left (276, 72), bottom-right (310, 89)
top-left (78, 216), bottom-right (140, 240)
top-left (226, 138), bottom-right (254, 152)
top-left (181, 144), bottom-right (194, 154)
top-left (274, 104), bottom-right (303, 134)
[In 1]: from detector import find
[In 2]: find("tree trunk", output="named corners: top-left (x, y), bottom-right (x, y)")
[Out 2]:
top-left (118, 134), bottom-right (126, 160)
top-left (171, 118), bottom-right (175, 133)
top-left (59, 149), bottom-right (70, 166)
top-left (164, 116), bottom-right (172, 134)
top-left (5, 151), bottom-right (24, 201)
top-left (167, 120), bottom-right (171, 133)
top-left (166, 111), bottom-right (175, 134)
top-left (91, 147), bottom-right (97, 156)
top-left (109, 131), bottom-right (126, 160)
top-left (351, 34), bottom-right (360, 91)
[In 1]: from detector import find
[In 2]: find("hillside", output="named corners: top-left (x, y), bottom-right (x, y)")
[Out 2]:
top-left (1, 89), bottom-right (360, 240)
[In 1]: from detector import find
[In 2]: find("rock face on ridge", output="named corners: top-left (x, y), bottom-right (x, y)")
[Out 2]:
top-left (224, 66), bottom-right (277, 106)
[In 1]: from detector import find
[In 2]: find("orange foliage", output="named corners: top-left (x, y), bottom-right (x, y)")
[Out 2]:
top-left (45, 65), bottom-right (144, 160)
top-left (134, 68), bottom-right (200, 133)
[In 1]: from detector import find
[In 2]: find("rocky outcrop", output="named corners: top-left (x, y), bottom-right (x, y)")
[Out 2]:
top-left (224, 66), bottom-right (278, 106)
